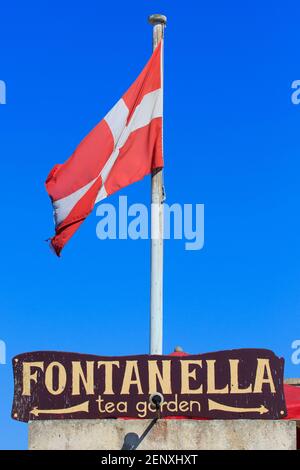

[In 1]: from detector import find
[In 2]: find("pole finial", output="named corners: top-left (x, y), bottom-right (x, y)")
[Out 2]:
top-left (148, 14), bottom-right (167, 26)
top-left (174, 346), bottom-right (183, 352)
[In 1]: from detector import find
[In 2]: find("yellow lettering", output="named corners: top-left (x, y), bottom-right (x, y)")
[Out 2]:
top-left (180, 360), bottom-right (203, 394)
top-left (121, 361), bottom-right (143, 394)
top-left (22, 362), bottom-right (44, 396)
top-left (253, 359), bottom-right (276, 393)
top-left (148, 360), bottom-right (172, 394)
top-left (45, 362), bottom-right (67, 395)
top-left (207, 360), bottom-right (228, 394)
top-left (72, 361), bottom-right (94, 395)
top-left (229, 359), bottom-right (252, 393)
top-left (97, 361), bottom-right (120, 394)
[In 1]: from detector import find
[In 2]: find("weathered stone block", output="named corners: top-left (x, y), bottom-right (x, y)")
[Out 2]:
top-left (28, 419), bottom-right (296, 450)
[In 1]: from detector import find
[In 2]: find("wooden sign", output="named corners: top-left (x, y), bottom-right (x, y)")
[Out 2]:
top-left (12, 349), bottom-right (287, 422)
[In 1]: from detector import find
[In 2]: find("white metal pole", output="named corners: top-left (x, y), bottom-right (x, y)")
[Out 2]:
top-left (149, 14), bottom-right (166, 355)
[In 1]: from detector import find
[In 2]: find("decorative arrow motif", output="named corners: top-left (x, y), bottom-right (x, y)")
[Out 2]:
top-left (208, 399), bottom-right (269, 415)
top-left (30, 400), bottom-right (89, 417)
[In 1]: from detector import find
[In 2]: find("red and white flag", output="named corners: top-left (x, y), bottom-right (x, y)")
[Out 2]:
top-left (46, 42), bottom-right (163, 256)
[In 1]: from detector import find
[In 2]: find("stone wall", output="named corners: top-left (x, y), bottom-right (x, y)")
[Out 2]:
top-left (29, 419), bottom-right (296, 450)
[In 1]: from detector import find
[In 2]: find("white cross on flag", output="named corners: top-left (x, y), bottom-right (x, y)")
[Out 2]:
top-left (46, 42), bottom-right (163, 256)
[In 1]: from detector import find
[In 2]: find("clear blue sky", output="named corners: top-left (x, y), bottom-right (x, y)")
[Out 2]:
top-left (0, 0), bottom-right (299, 449)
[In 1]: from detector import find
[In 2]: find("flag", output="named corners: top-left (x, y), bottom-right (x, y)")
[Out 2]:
top-left (46, 42), bottom-right (163, 256)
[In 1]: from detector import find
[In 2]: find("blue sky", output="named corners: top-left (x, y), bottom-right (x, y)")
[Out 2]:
top-left (0, 0), bottom-right (299, 449)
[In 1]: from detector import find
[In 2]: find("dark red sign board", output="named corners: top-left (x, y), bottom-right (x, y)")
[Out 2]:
top-left (12, 349), bottom-right (287, 422)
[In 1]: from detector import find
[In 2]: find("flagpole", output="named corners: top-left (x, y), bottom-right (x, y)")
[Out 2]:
top-left (149, 14), bottom-right (167, 355)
